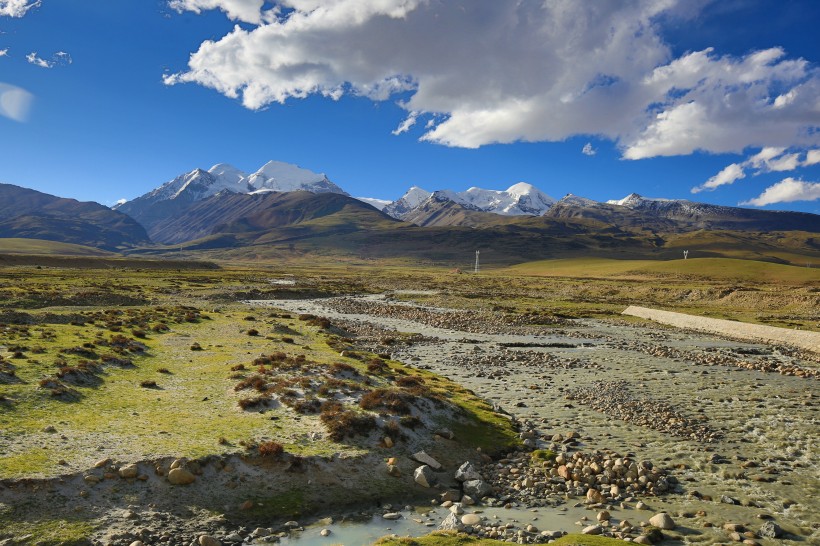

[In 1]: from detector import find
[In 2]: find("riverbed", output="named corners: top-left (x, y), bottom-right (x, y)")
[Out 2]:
top-left (245, 293), bottom-right (819, 545)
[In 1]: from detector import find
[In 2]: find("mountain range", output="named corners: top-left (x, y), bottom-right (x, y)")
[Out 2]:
top-left (1, 160), bottom-right (818, 265)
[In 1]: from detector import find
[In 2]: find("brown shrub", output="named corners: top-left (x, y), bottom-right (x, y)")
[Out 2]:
top-left (238, 395), bottom-right (271, 410)
top-left (258, 441), bottom-right (284, 457)
top-left (320, 401), bottom-right (377, 442)
top-left (359, 389), bottom-right (414, 415)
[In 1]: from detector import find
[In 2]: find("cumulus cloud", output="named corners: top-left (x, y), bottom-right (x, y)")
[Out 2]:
top-left (168, 0), bottom-right (273, 25)
top-left (26, 50), bottom-right (72, 68)
top-left (693, 162), bottom-right (745, 193)
top-left (165, 0), bottom-right (820, 156)
top-left (740, 178), bottom-right (820, 207)
top-left (0, 49), bottom-right (8, 57)
top-left (0, 0), bottom-right (40, 18)
top-left (0, 82), bottom-right (34, 122)
top-left (694, 146), bottom-right (820, 193)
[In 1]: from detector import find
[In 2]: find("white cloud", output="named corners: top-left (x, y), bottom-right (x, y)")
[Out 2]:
top-left (0, 49), bottom-right (8, 57)
top-left (692, 162), bottom-right (745, 193)
top-left (166, 1), bottom-right (820, 157)
top-left (0, 0), bottom-right (40, 18)
top-left (168, 0), bottom-right (271, 25)
top-left (115, 198), bottom-right (128, 206)
top-left (392, 110), bottom-right (418, 135)
top-left (26, 50), bottom-right (72, 68)
top-left (0, 82), bottom-right (34, 122)
top-left (740, 177), bottom-right (820, 207)
top-left (695, 146), bottom-right (820, 193)
top-left (582, 142), bottom-right (596, 156)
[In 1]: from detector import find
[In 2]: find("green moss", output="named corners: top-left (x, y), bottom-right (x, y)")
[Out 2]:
top-left (239, 489), bottom-right (306, 519)
top-left (0, 517), bottom-right (95, 546)
top-left (551, 535), bottom-right (633, 546)
top-left (531, 449), bottom-right (556, 463)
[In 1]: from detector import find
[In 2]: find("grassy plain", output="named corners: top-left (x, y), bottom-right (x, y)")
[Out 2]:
top-left (0, 254), bottom-right (816, 544)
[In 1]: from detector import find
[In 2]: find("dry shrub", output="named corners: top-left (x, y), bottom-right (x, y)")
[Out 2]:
top-left (247, 329), bottom-right (259, 337)
top-left (238, 395), bottom-right (271, 410)
top-left (234, 374), bottom-right (268, 392)
top-left (320, 400), bottom-right (377, 441)
top-left (400, 415), bottom-right (423, 429)
top-left (359, 388), bottom-right (415, 415)
top-left (230, 364), bottom-right (246, 371)
top-left (140, 380), bottom-right (158, 388)
top-left (258, 440), bottom-right (284, 457)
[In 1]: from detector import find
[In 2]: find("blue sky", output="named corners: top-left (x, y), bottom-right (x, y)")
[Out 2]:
top-left (0, 0), bottom-right (818, 213)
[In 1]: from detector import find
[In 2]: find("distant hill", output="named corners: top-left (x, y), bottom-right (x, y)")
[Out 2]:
top-left (0, 184), bottom-right (149, 251)
top-left (148, 190), bottom-right (400, 245)
top-left (546, 193), bottom-right (820, 232)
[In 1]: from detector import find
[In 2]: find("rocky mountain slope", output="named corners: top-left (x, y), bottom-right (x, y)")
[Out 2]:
top-left (0, 183), bottom-right (149, 250)
top-left (116, 161), bottom-right (347, 237)
top-left (546, 193), bottom-right (820, 232)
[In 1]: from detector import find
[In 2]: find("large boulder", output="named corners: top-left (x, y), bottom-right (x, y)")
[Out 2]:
top-left (167, 467), bottom-right (196, 485)
top-left (414, 465), bottom-right (436, 488)
top-left (411, 450), bottom-right (442, 470)
top-left (758, 521), bottom-right (783, 539)
top-left (462, 479), bottom-right (493, 499)
top-left (649, 512), bottom-right (676, 530)
top-left (438, 512), bottom-right (463, 531)
top-left (454, 461), bottom-right (482, 482)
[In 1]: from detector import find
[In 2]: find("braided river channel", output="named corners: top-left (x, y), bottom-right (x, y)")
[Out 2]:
top-left (246, 293), bottom-right (818, 546)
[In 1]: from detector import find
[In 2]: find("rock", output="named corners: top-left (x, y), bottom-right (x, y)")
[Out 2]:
top-left (649, 513), bottom-right (676, 530)
top-left (411, 450), bottom-right (442, 470)
top-left (586, 488), bottom-right (604, 503)
top-left (439, 512), bottom-right (462, 531)
top-left (129, 542), bottom-right (144, 546)
top-left (633, 536), bottom-right (652, 545)
top-left (636, 501), bottom-right (648, 510)
top-left (724, 523), bottom-right (745, 532)
top-left (167, 467), bottom-right (196, 485)
top-left (95, 458), bottom-right (111, 468)
top-left (43, 425), bottom-right (57, 433)
top-left (383, 436), bottom-right (394, 448)
top-left (461, 514), bottom-right (482, 526)
top-left (461, 495), bottom-right (475, 506)
top-left (440, 489), bottom-right (461, 502)
top-left (462, 479), bottom-right (493, 499)
top-left (320, 529), bottom-right (331, 537)
top-left (119, 464), bottom-right (139, 479)
top-left (643, 526), bottom-right (664, 543)
top-left (239, 500), bottom-right (254, 510)
top-left (582, 524), bottom-right (603, 535)
top-left (414, 465), bottom-right (436, 488)
top-left (198, 536), bottom-right (221, 546)
top-left (382, 512), bottom-right (401, 520)
top-left (597, 510), bottom-right (611, 522)
top-left (454, 461), bottom-right (481, 482)
top-left (83, 475), bottom-right (100, 485)
top-left (449, 504), bottom-right (464, 515)
top-left (758, 521), bottom-right (782, 538)
top-left (721, 495), bottom-right (739, 505)
top-left (386, 464), bottom-right (400, 477)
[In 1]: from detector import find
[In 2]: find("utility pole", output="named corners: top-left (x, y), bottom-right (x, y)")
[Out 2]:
top-left (474, 250), bottom-right (480, 274)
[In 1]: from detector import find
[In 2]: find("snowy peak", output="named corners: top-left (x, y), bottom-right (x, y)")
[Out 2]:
top-left (384, 183), bottom-right (554, 220)
top-left (382, 186), bottom-right (432, 218)
top-left (244, 160), bottom-right (347, 195)
top-left (208, 163), bottom-right (247, 187)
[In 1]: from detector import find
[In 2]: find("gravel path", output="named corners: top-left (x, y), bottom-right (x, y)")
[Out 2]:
top-left (622, 305), bottom-right (820, 354)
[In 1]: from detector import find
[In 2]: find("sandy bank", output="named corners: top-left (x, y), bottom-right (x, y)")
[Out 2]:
top-left (622, 305), bottom-right (820, 354)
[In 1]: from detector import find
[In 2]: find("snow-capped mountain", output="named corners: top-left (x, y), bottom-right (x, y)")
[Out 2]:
top-left (354, 197), bottom-right (392, 211)
top-left (244, 160), bottom-right (347, 194)
top-left (383, 183), bottom-right (554, 220)
top-left (115, 160), bottom-right (347, 238)
top-left (546, 192), bottom-right (820, 232)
